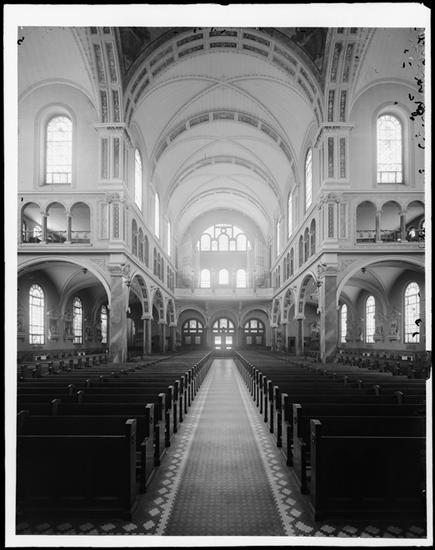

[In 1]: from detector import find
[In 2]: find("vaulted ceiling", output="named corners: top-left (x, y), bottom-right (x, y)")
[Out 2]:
top-left (18, 26), bottom-right (421, 246)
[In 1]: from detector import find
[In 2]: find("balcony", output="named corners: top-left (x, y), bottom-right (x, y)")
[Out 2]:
top-left (175, 287), bottom-right (273, 300)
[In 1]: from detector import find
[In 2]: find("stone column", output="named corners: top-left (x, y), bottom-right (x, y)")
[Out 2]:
top-left (146, 317), bottom-right (152, 355)
top-left (400, 211), bottom-right (407, 241)
top-left (108, 264), bottom-right (129, 363)
top-left (42, 213), bottom-right (48, 243)
top-left (375, 209), bottom-right (382, 242)
top-left (270, 324), bottom-right (277, 352)
top-left (169, 322), bottom-right (177, 352)
top-left (159, 320), bottom-right (166, 353)
top-left (66, 212), bottom-right (72, 243)
top-left (295, 316), bottom-right (304, 356)
top-left (282, 320), bottom-right (289, 352)
top-left (141, 314), bottom-right (151, 355)
top-left (319, 272), bottom-right (338, 363)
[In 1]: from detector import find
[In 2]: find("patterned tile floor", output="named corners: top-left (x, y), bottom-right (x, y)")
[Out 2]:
top-left (15, 359), bottom-right (428, 542)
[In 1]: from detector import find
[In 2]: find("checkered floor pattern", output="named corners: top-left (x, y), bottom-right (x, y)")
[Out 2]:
top-left (16, 359), bottom-right (427, 540)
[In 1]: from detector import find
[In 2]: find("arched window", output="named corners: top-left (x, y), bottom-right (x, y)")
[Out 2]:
top-left (365, 296), bottom-right (375, 343)
top-left (198, 224), bottom-right (250, 251)
top-left (218, 269), bottom-right (229, 285)
top-left (132, 220), bottom-right (138, 256)
top-left (100, 305), bottom-right (108, 344)
top-left (288, 193), bottom-right (293, 237)
top-left (154, 192), bottom-right (160, 237)
top-left (182, 319), bottom-right (204, 346)
top-left (138, 229), bottom-right (144, 261)
top-left (299, 235), bottom-right (304, 268)
top-left (46, 116), bottom-right (72, 184)
top-left (167, 220), bottom-right (171, 256)
top-left (72, 297), bottom-right (83, 344)
top-left (134, 149), bottom-right (142, 209)
top-left (340, 304), bottom-right (347, 343)
top-left (29, 284), bottom-right (45, 344)
top-left (305, 148), bottom-right (312, 210)
top-left (212, 318), bottom-right (235, 332)
top-left (404, 282), bottom-right (420, 343)
top-left (377, 114), bottom-right (403, 184)
top-left (236, 269), bottom-right (247, 288)
top-left (244, 318), bottom-right (265, 346)
top-left (200, 269), bottom-right (210, 288)
top-left (144, 235), bottom-right (149, 267)
top-left (310, 219), bottom-right (316, 255)
top-left (304, 228), bottom-right (310, 262)
top-left (290, 248), bottom-right (294, 276)
top-left (153, 248), bottom-right (157, 275)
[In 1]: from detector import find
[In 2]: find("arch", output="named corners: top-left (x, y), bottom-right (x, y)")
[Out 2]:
top-left (138, 228), bottom-right (144, 261)
top-left (131, 219), bottom-right (138, 256)
top-left (283, 287), bottom-right (296, 321)
top-left (70, 202), bottom-right (90, 243)
top-left (152, 287), bottom-right (164, 322)
top-left (380, 200), bottom-right (401, 242)
top-left (356, 200), bottom-right (377, 243)
top-left (310, 218), bottom-right (316, 255)
top-left (297, 272), bottom-right (317, 315)
top-left (21, 202), bottom-right (43, 243)
top-left (46, 202), bottom-right (67, 243)
top-left (129, 273), bottom-right (149, 316)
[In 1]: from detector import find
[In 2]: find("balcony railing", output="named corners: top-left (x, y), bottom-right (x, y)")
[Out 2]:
top-left (21, 230), bottom-right (90, 244)
top-left (356, 229), bottom-right (403, 243)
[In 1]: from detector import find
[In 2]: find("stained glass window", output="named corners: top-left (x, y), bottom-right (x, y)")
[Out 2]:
top-left (73, 297), bottom-right (83, 344)
top-left (340, 304), bottom-right (347, 343)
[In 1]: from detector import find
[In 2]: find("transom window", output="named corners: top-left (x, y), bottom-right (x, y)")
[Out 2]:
top-left (244, 318), bottom-right (265, 346)
top-left (305, 148), bottom-right (312, 210)
top-left (340, 304), bottom-right (347, 343)
top-left (134, 149), bottom-right (142, 209)
top-left (46, 116), bottom-right (72, 184)
top-left (365, 295), bottom-right (375, 343)
top-left (72, 297), bottom-right (83, 344)
top-left (29, 284), bottom-right (45, 344)
top-left (198, 224), bottom-right (250, 252)
top-left (377, 114), bottom-right (403, 184)
top-left (404, 282), bottom-right (420, 343)
top-left (182, 319), bottom-right (204, 346)
top-left (212, 318), bottom-right (235, 332)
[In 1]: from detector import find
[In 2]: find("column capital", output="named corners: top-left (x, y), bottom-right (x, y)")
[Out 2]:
top-left (141, 313), bottom-right (152, 320)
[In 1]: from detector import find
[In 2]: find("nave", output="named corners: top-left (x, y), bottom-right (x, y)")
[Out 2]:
top-left (16, 358), bottom-right (426, 539)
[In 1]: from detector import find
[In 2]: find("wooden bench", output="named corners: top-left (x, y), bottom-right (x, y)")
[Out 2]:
top-left (310, 419), bottom-right (426, 521)
top-left (16, 419), bottom-right (137, 519)
top-left (292, 402), bottom-right (425, 494)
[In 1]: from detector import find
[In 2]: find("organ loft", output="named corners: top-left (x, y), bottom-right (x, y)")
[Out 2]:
top-left (6, 6), bottom-right (431, 545)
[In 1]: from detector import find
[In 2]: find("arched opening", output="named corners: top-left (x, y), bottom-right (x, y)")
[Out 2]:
top-left (21, 203), bottom-right (43, 243)
top-left (356, 201), bottom-right (376, 242)
top-left (70, 202), bottom-right (90, 243)
top-left (212, 318), bottom-right (235, 351)
top-left (380, 201), bottom-right (401, 242)
top-left (46, 202), bottom-right (67, 243)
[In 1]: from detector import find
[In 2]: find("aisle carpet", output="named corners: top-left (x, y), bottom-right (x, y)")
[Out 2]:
top-left (16, 359), bottom-right (427, 539)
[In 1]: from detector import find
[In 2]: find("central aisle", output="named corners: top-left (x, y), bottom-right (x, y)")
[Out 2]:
top-left (163, 358), bottom-right (286, 536)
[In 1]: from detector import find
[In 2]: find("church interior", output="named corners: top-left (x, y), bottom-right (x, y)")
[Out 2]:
top-left (8, 15), bottom-right (431, 544)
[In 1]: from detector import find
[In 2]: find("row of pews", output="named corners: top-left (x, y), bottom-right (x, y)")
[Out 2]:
top-left (337, 350), bottom-right (431, 379)
top-left (16, 351), bottom-right (213, 520)
top-left (18, 349), bottom-right (112, 378)
top-left (235, 350), bottom-right (428, 522)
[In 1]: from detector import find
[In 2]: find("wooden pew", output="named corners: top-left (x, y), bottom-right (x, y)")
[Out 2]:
top-left (310, 419), bottom-right (426, 521)
top-left (292, 402), bottom-right (425, 494)
top-left (16, 419), bottom-right (137, 519)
